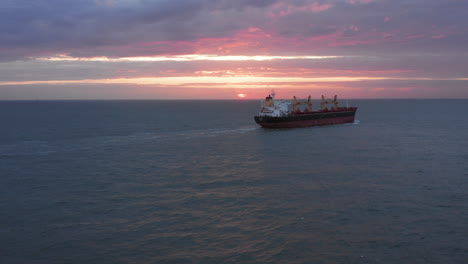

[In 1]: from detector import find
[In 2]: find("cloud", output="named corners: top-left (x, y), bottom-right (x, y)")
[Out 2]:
top-left (1, 0), bottom-right (468, 99)
top-left (269, 1), bottom-right (334, 17)
top-left (431, 34), bottom-right (446, 39)
top-left (347, 0), bottom-right (375, 5)
top-left (1, 0), bottom-right (468, 61)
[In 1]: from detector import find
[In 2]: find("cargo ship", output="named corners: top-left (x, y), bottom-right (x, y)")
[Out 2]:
top-left (254, 91), bottom-right (357, 128)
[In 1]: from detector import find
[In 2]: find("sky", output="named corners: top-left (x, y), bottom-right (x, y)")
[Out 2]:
top-left (1, 0), bottom-right (467, 99)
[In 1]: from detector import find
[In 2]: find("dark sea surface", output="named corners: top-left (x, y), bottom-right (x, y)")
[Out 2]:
top-left (1, 99), bottom-right (467, 264)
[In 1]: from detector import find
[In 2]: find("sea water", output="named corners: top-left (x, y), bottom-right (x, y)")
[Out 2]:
top-left (0, 100), bottom-right (467, 263)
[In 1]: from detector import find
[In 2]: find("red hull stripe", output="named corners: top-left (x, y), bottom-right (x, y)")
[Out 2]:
top-left (256, 116), bottom-right (355, 128)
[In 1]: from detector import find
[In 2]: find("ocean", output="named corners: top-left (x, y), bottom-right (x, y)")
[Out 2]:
top-left (0, 99), bottom-right (467, 264)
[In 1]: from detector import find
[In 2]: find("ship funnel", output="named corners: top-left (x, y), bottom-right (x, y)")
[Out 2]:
top-left (265, 94), bottom-right (273, 107)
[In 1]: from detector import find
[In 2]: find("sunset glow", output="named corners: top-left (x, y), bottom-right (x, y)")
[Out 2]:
top-left (3, 76), bottom-right (466, 87)
top-left (1, 0), bottom-right (467, 99)
top-left (36, 54), bottom-right (343, 62)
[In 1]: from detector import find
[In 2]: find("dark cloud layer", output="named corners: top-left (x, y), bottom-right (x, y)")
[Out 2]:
top-left (1, 0), bottom-right (468, 61)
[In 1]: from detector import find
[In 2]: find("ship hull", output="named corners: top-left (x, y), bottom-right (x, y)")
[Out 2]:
top-left (254, 107), bottom-right (357, 128)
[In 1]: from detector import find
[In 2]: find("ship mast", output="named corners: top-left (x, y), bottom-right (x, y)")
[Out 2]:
top-left (333, 95), bottom-right (338, 110)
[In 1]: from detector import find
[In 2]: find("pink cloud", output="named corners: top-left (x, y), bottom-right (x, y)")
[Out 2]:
top-left (237, 27), bottom-right (272, 39)
top-left (192, 28), bottom-right (273, 55)
top-left (95, 27), bottom-right (274, 57)
top-left (248, 27), bottom-right (261, 33)
top-left (383, 33), bottom-right (394, 39)
top-left (300, 2), bottom-right (334, 13)
top-left (431, 34), bottom-right (446, 39)
top-left (396, 87), bottom-right (417, 92)
top-left (349, 25), bottom-right (359, 32)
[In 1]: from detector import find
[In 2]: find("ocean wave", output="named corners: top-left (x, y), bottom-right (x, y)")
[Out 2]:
top-left (0, 127), bottom-right (258, 157)
top-left (0, 141), bottom-right (56, 157)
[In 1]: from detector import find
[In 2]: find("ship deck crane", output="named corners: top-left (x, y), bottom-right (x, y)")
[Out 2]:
top-left (321, 95), bottom-right (339, 110)
top-left (293, 95), bottom-right (312, 112)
